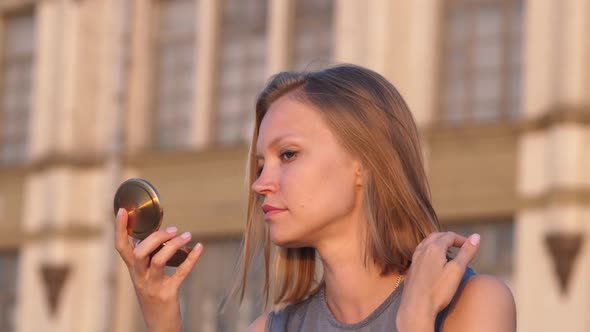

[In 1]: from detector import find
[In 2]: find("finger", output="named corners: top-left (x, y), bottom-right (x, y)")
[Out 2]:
top-left (133, 227), bottom-right (179, 276)
top-left (451, 233), bottom-right (480, 269)
top-left (148, 231), bottom-right (194, 279)
top-left (415, 232), bottom-right (463, 257)
top-left (436, 231), bottom-right (468, 249)
top-left (114, 208), bottom-right (133, 268)
top-left (416, 231), bottom-right (445, 250)
top-left (170, 243), bottom-right (204, 288)
top-left (441, 233), bottom-right (480, 286)
top-left (438, 234), bottom-right (480, 309)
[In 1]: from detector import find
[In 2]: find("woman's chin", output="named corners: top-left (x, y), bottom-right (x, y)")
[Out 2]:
top-left (269, 228), bottom-right (309, 248)
top-left (269, 234), bottom-right (295, 247)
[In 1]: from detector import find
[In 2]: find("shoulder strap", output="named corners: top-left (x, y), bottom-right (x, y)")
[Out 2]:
top-left (266, 308), bottom-right (290, 332)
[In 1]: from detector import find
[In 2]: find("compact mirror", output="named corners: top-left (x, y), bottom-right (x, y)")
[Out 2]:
top-left (113, 178), bottom-right (191, 267)
top-left (113, 178), bottom-right (163, 240)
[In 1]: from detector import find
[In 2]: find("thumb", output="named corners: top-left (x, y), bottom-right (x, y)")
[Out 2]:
top-left (452, 233), bottom-right (480, 269)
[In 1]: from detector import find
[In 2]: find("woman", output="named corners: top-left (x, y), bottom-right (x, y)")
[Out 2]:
top-left (115, 65), bottom-right (516, 331)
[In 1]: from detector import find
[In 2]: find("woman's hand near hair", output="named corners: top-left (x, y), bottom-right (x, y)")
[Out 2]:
top-left (114, 208), bottom-right (204, 332)
top-left (396, 231), bottom-right (480, 331)
top-left (396, 231), bottom-right (516, 332)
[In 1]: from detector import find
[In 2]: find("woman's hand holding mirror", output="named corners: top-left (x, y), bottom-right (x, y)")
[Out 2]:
top-left (113, 178), bottom-right (204, 332)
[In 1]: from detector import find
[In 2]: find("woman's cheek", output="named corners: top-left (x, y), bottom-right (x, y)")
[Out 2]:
top-left (282, 166), bottom-right (314, 209)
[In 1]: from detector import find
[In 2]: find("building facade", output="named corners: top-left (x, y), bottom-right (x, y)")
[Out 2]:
top-left (0, 0), bottom-right (588, 331)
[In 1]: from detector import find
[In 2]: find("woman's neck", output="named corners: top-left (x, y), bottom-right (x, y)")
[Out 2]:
top-left (316, 228), bottom-right (403, 324)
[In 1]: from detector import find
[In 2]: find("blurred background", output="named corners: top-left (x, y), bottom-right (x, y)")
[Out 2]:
top-left (0, 0), bottom-right (588, 331)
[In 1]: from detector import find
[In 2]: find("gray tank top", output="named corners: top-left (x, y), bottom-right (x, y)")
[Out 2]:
top-left (266, 267), bottom-right (476, 332)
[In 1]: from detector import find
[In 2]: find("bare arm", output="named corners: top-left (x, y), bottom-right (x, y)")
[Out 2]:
top-left (441, 275), bottom-right (516, 332)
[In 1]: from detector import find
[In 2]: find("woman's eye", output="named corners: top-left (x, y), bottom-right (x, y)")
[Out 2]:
top-left (280, 150), bottom-right (297, 161)
top-left (256, 166), bottom-right (264, 177)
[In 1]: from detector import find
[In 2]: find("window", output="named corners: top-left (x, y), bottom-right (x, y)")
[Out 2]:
top-left (216, 0), bottom-right (267, 146)
top-left (440, 0), bottom-right (523, 124)
top-left (153, 0), bottom-right (197, 149)
top-left (0, 11), bottom-right (35, 164)
top-left (0, 251), bottom-right (19, 332)
top-left (292, 0), bottom-right (334, 70)
top-left (443, 219), bottom-right (514, 277)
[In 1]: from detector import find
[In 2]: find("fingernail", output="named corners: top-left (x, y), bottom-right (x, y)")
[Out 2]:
top-left (180, 231), bottom-right (191, 239)
top-left (194, 243), bottom-right (203, 251)
top-left (166, 226), bottom-right (178, 234)
top-left (470, 234), bottom-right (480, 246)
top-left (117, 208), bottom-right (123, 218)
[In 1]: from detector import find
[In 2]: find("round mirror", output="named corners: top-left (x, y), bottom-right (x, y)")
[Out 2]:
top-left (113, 178), bottom-right (163, 240)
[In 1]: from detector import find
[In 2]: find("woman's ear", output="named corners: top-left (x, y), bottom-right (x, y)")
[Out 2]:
top-left (354, 161), bottom-right (364, 186)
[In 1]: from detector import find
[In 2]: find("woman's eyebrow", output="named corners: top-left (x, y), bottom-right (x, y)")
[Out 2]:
top-left (256, 134), bottom-right (301, 159)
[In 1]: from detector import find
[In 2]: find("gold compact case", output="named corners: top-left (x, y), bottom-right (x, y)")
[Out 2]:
top-left (113, 178), bottom-right (163, 240)
top-left (113, 178), bottom-right (191, 267)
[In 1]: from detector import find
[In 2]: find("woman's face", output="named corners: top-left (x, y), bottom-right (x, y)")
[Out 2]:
top-left (252, 95), bottom-right (363, 248)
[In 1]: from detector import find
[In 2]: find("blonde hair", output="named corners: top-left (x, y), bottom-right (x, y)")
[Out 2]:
top-left (233, 64), bottom-right (440, 309)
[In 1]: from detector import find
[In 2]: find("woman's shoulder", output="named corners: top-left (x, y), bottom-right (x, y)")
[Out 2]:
top-left (261, 290), bottom-right (322, 332)
top-left (440, 273), bottom-right (516, 332)
top-left (248, 303), bottom-right (310, 332)
top-left (267, 292), bottom-right (321, 331)
top-left (247, 313), bottom-right (269, 332)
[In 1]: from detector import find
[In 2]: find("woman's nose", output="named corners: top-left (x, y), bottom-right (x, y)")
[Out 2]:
top-left (251, 168), bottom-right (277, 195)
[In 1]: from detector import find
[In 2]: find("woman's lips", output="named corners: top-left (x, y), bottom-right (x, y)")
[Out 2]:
top-left (262, 204), bottom-right (287, 219)
top-left (264, 209), bottom-right (286, 219)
